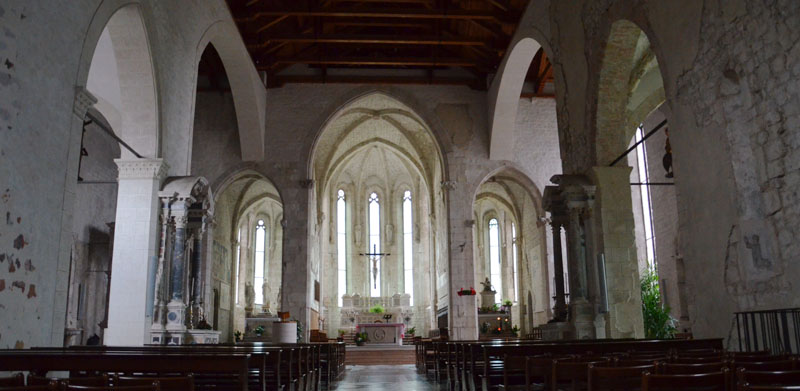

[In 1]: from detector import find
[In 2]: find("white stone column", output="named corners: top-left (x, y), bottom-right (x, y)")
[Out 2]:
top-left (591, 166), bottom-right (644, 338)
top-left (105, 158), bottom-right (168, 345)
top-left (446, 181), bottom-right (478, 340)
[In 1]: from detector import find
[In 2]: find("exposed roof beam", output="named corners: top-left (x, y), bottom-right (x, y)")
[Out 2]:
top-left (268, 74), bottom-right (484, 89)
top-left (247, 34), bottom-right (488, 48)
top-left (263, 56), bottom-right (481, 68)
top-left (238, 8), bottom-right (515, 24)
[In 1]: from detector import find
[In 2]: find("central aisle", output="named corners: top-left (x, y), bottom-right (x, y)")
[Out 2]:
top-left (332, 364), bottom-right (440, 391)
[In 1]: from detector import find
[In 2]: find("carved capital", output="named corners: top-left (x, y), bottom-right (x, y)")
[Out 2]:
top-left (73, 87), bottom-right (97, 120)
top-left (116, 158), bottom-right (168, 181)
top-left (441, 180), bottom-right (457, 190)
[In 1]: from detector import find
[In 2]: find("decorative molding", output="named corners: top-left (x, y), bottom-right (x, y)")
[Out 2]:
top-left (115, 158), bottom-right (169, 181)
top-left (73, 87), bottom-right (97, 120)
top-left (441, 180), bottom-right (457, 190)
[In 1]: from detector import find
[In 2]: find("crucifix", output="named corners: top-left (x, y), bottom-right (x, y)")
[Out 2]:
top-left (360, 244), bottom-right (390, 290)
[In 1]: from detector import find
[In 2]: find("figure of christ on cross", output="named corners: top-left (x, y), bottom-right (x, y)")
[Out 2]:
top-left (360, 244), bottom-right (390, 291)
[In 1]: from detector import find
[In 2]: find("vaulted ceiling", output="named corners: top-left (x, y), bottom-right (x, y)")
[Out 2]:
top-left (226, 0), bottom-right (552, 91)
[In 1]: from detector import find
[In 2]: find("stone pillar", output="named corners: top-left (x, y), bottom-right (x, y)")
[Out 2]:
top-left (166, 205), bottom-right (189, 334)
top-left (550, 219), bottom-right (568, 320)
top-left (105, 158), bottom-right (167, 346)
top-left (591, 166), bottom-right (644, 338)
top-left (446, 181), bottom-right (478, 340)
top-left (150, 199), bottom-right (171, 333)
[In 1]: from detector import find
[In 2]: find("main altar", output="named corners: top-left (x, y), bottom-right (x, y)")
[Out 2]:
top-left (357, 323), bottom-right (405, 345)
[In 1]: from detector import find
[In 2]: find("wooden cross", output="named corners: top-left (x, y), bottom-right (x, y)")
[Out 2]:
top-left (360, 244), bottom-right (390, 290)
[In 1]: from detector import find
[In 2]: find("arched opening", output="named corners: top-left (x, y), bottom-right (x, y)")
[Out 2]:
top-left (66, 4), bottom-right (159, 346)
top-left (190, 44), bottom-right (242, 179)
top-left (310, 92), bottom-right (448, 339)
top-left (593, 19), bottom-right (685, 337)
top-left (213, 171), bottom-right (283, 342)
top-left (488, 37), bottom-right (554, 160)
top-left (472, 169), bottom-right (550, 337)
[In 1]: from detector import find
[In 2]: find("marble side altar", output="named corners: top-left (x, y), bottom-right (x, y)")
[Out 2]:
top-left (357, 323), bottom-right (405, 345)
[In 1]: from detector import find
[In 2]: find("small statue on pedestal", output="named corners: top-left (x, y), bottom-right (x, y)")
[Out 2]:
top-left (244, 282), bottom-right (255, 315)
top-left (481, 277), bottom-right (495, 293)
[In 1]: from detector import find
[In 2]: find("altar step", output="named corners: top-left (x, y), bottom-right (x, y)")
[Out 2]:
top-left (342, 332), bottom-right (416, 346)
top-left (345, 346), bottom-right (416, 366)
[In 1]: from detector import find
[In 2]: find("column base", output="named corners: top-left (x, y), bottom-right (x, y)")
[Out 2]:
top-left (166, 300), bottom-right (187, 332)
top-left (570, 299), bottom-right (596, 339)
top-left (540, 321), bottom-right (574, 340)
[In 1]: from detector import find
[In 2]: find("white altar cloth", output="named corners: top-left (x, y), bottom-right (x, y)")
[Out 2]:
top-left (356, 323), bottom-right (405, 346)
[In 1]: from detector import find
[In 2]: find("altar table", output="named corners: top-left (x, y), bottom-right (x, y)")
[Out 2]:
top-left (356, 323), bottom-right (405, 346)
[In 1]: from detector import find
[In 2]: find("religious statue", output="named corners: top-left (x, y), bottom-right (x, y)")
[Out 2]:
top-left (481, 277), bottom-right (495, 293)
top-left (244, 282), bottom-right (255, 312)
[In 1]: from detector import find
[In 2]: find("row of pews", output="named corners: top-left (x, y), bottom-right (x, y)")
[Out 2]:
top-left (0, 341), bottom-right (345, 391)
top-left (415, 337), bottom-right (800, 390)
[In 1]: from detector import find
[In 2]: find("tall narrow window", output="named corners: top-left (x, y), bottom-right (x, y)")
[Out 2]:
top-left (635, 125), bottom-right (657, 269)
top-left (488, 218), bottom-right (502, 303)
top-left (254, 219), bottom-right (266, 305)
top-left (511, 223), bottom-right (519, 302)
top-left (402, 190), bottom-right (413, 303)
top-left (235, 227), bottom-right (241, 304)
top-left (337, 190), bottom-right (347, 307)
top-left (368, 192), bottom-right (381, 297)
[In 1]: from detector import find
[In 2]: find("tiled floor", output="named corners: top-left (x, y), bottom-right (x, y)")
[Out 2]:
top-left (331, 364), bottom-right (442, 390)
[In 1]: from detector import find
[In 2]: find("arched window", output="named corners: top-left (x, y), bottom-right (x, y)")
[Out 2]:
top-left (337, 190), bottom-right (347, 307)
top-left (403, 190), bottom-right (413, 302)
top-left (368, 192), bottom-right (381, 297)
top-left (511, 222), bottom-right (519, 302)
top-left (488, 218), bottom-right (502, 303)
top-left (235, 227), bottom-right (241, 304)
top-left (254, 219), bottom-right (266, 305)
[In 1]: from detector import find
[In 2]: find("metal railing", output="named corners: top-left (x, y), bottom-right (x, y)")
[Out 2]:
top-left (734, 308), bottom-right (800, 354)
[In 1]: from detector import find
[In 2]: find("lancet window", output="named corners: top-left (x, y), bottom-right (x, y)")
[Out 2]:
top-left (254, 219), bottom-right (266, 304)
top-left (337, 190), bottom-right (347, 306)
top-left (403, 190), bottom-right (413, 302)
top-left (368, 192), bottom-right (381, 297)
top-left (489, 218), bottom-right (502, 303)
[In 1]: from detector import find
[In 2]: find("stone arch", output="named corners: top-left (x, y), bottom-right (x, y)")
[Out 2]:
top-left (81, 2), bottom-right (159, 158)
top-left (193, 21), bottom-right (266, 163)
top-left (472, 165), bottom-right (545, 218)
top-left (594, 19), bottom-right (665, 165)
top-left (488, 37), bottom-right (544, 160)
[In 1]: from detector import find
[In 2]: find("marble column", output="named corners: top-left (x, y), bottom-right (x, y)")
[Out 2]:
top-left (151, 198), bottom-right (172, 332)
top-left (105, 158), bottom-right (168, 346)
top-left (166, 205), bottom-right (189, 333)
top-left (551, 219), bottom-right (568, 321)
top-left (591, 166), bottom-right (644, 338)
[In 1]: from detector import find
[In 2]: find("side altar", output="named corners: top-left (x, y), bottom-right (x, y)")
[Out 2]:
top-left (357, 323), bottom-right (405, 345)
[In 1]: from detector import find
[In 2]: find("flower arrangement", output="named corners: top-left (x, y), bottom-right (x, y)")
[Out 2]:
top-left (457, 287), bottom-right (477, 296)
top-left (407, 327), bottom-right (416, 336)
top-left (354, 332), bottom-right (368, 346)
top-left (254, 325), bottom-right (265, 337)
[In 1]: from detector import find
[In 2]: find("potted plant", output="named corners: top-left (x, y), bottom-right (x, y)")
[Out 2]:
top-left (511, 325), bottom-right (520, 338)
top-left (502, 299), bottom-right (513, 312)
top-left (254, 325), bottom-right (265, 337)
top-left (369, 304), bottom-right (385, 314)
top-left (407, 327), bottom-right (416, 336)
top-left (234, 330), bottom-right (243, 343)
top-left (354, 332), bottom-right (368, 346)
top-left (338, 329), bottom-right (347, 342)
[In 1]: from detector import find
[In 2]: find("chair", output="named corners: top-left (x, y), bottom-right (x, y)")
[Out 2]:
top-left (552, 360), bottom-right (608, 391)
top-left (0, 374), bottom-right (24, 387)
top-left (113, 375), bottom-right (193, 391)
top-left (27, 376), bottom-right (108, 388)
top-left (641, 369), bottom-right (729, 391)
top-left (658, 362), bottom-right (729, 374)
top-left (587, 363), bottom-right (654, 391)
top-left (736, 369), bottom-right (800, 387)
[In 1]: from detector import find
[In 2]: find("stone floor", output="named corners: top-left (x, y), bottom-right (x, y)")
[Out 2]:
top-left (331, 364), bottom-right (442, 390)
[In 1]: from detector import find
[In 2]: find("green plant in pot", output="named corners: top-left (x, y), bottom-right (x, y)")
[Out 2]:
top-left (354, 332), bottom-right (368, 346)
top-left (234, 330), bottom-right (243, 343)
top-left (254, 325), bottom-right (265, 337)
top-left (640, 268), bottom-right (677, 339)
top-left (369, 304), bottom-right (385, 314)
top-left (511, 325), bottom-right (520, 337)
top-left (407, 327), bottom-right (416, 336)
top-left (502, 299), bottom-right (513, 311)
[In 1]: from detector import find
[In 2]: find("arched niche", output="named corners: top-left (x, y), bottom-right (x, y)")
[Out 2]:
top-left (211, 170), bottom-right (283, 342)
top-left (472, 167), bottom-right (550, 335)
top-left (310, 92), bottom-right (448, 338)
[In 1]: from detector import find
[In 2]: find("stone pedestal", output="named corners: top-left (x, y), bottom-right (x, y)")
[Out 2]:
top-left (187, 329), bottom-right (221, 344)
top-left (480, 291), bottom-right (497, 307)
top-left (166, 300), bottom-right (187, 331)
top-left (571, 298), bottom-right (596, 339)
top-left (540, 321), bottom-right (573, 340)
top-left (272, 321), bottom-right (297, 344)
top-left (64, 328), bottom-right (84, 346)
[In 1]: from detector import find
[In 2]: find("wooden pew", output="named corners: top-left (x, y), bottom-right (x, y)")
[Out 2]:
top-left (0, 351), bottom-right (250, 391)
